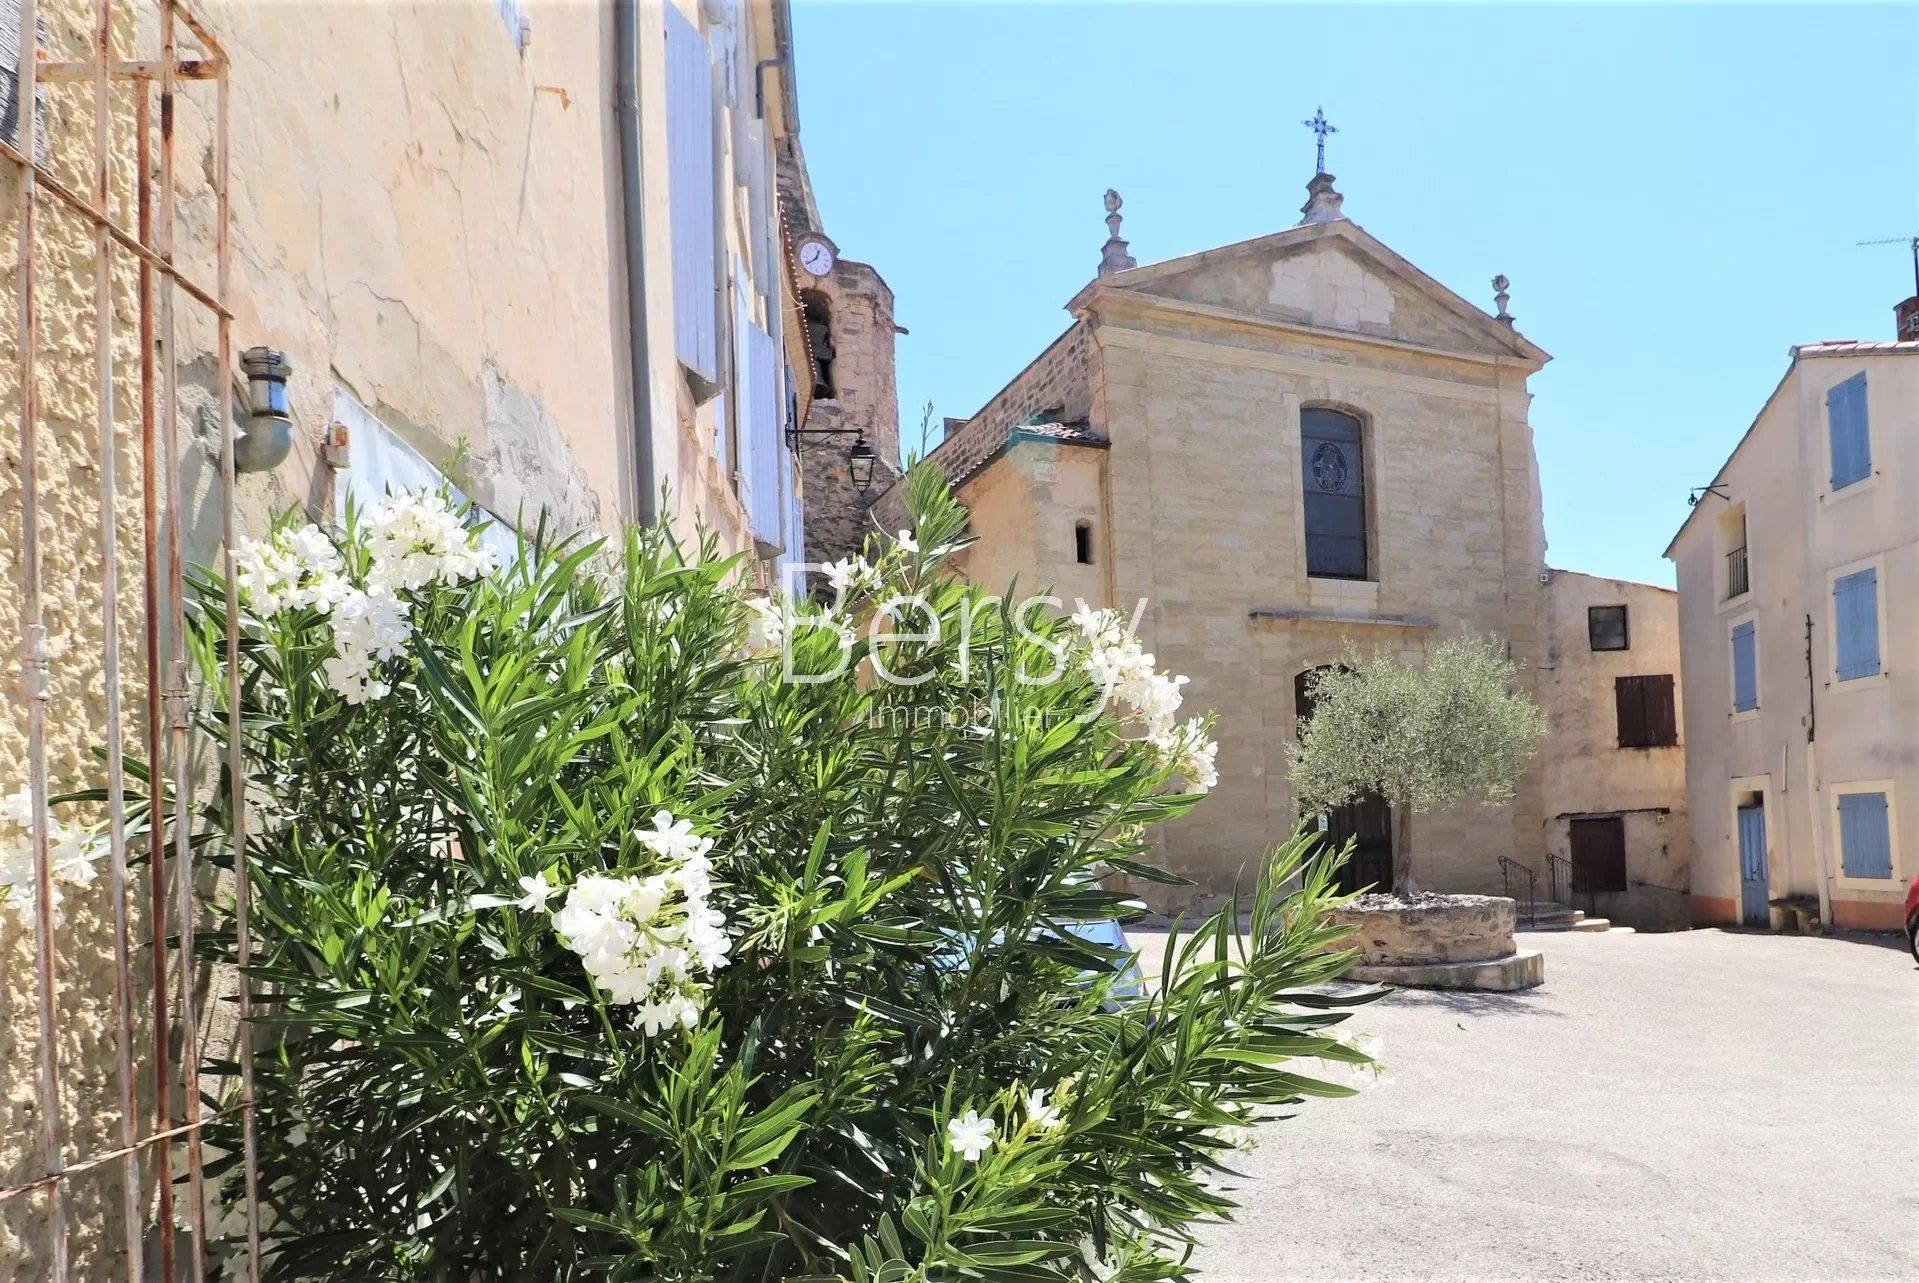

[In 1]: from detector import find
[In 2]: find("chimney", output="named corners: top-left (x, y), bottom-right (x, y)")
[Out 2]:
top-left (1897, 296), bottom-right (1919, 342)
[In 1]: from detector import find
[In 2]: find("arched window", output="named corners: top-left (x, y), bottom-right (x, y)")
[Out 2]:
top-left (1300, 408), bottom-right (1367, 579)
top-left (1074, 519), bottom-right (1094, 565)
top-left (801, 290), bottom-right (836, 399)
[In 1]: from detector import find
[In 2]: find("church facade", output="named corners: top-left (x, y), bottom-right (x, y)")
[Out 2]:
top-left (881, 171), bottom-right (1689, 916)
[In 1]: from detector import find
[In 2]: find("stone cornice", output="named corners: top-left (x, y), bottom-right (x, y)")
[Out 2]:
top-left (1082, 289), bottom-right (1539, 376)
top-left (1093, 323), bottom-right (1508, 407)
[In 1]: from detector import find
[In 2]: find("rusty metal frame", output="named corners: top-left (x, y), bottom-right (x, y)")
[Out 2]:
top-left (2, 0), bottom-right (256, 1278)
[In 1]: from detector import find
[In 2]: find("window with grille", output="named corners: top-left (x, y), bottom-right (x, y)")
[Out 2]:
top-left (1301, 408), bottom-right (1367, 579)
top-left (1615, 674), bottom-right (1677, 748)
top-left (1588, 604), bottom-right (1629, 651)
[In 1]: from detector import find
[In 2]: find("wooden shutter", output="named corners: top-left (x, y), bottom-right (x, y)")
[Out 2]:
top-left (1837, 792), bottom-right (1892, 879)
top-left (1614, 675), bottom-right (1676, 748)
top-left (1646, 674), bottom-right (1677, 746)
top-left (1731, 622), bottom-right (1758, 712)
top-left (1826, 373), bottom-right (1871, 489)
top-left (1614, 677), bottom-right (1648, 747)
top-left (666, 5), bottom-right (718, 383)
top-left (1833, 568), bottom-right (1881, 681)
top-left (739, 320), bottom-right (785, 546)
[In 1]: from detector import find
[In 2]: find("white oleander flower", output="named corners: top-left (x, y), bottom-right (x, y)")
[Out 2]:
top-left (544, 812), bottom-right (730, 1033)
top-left (946, 1109), bottom-right (995, 1162)
top-left (325, 589), bottom-right (413, 703)
top-left (232, 524), bottom-right (347, 617)
top-left (1149, 716), bottom-right (1219, 791)
top-left (0, 792), bottom-right (108, 921)
top-left (516, 872), bottom-right (556, 913)
top-left (895, 529), bottom-right (920, 555)
top-left (363, 491), bottom-right (499, 594)
top-left (1023, 1087), bottom-right (1062, 1132)
top-left (820, 555), bottom-right (879, 602)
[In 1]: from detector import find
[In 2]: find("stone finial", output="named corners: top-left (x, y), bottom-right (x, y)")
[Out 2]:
top-left (1098, 188), bottom-right (1137, 277)
top-left (1298, 172), bottom-right (1345, 225)
top-left (1492, 274), bottom-right (1513, 325)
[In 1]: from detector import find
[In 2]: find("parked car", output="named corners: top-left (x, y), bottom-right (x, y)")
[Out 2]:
top-left (1905, 873), bottom-right (1919, 962)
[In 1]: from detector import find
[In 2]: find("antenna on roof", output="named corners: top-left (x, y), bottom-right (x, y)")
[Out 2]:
top-left (1858, 234), bottom-right (1919, 297)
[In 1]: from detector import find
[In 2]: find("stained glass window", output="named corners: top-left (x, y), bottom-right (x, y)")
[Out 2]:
top-left (1301, 408), bottom-right (1367, 579)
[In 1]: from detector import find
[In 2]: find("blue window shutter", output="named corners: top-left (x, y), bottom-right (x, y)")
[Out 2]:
top-left (1826, 373), bottom-right (1870, 489)
top-left (740, 321), bottom-right (785, 546)
top-left (1833, 568), bottom-right (1881, 681)
top-left (1731, 621), bottom-right (1758, 712)
top-left (665, 6), bottom-right (718, 383)
top-left (1838, 792), bottom-right (1893, 879)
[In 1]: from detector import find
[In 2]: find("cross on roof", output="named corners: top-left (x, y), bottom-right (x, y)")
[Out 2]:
top-left (1301, 106), bottom-right (1337, 175)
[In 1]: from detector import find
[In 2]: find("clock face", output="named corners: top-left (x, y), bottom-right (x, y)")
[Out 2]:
top-left (798, 240), bottom-right (834, 277)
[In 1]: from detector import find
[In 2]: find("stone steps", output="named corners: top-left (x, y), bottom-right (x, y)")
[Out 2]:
top-left (1515, 902), bottom-right (1615, 933)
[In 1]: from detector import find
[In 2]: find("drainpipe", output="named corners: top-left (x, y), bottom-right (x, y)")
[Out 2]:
top-left (615, 0), bottom-right (657, 526)
top-left (1804, 612), bottom-right (1834, 926)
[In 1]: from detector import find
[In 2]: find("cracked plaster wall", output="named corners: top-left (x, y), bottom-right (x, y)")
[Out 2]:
top-left (0, 1), bottom-right (670, 1275)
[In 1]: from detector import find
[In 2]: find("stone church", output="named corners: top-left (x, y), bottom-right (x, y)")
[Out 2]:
top-left (868, 164), bottom-right (1693, 920)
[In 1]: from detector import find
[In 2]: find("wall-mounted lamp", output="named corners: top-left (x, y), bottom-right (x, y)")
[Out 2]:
top-left (848, 434), bottom-right (877, 495)
top-left (235, 346), bottom-right (294, 473)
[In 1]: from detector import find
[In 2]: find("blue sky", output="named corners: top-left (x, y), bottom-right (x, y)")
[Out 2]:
top-left (788, 2), bottom-right (1917, 586)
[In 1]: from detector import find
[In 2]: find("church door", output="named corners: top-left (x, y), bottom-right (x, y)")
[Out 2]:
top-left (1295, 668), bottom-right (1394, 895)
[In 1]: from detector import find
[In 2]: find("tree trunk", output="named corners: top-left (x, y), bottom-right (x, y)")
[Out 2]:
top-left (1392, 799), bottom-right (1415, 896)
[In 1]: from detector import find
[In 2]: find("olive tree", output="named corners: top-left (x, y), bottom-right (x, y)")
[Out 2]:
top-left (1290, 636), bottom-right (1545, 896)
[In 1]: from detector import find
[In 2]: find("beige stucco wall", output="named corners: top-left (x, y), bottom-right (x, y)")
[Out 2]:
top-left (1670, 346), bottom-right (1918, 932)
top-left (1539, 570), bottom-right (1692, 928)
top-left (0, 2), bottom-right (154, 1275)
top-left (952, 441), bottom-right (1109, 613)
top-left (0, 0), bottom-right (807, 1272)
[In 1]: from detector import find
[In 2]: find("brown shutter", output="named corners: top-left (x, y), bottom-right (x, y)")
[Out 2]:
top-left (1615, 676), bottom-right (1647, 748)
top-left (1647, 674), bottom-right (1677, 747)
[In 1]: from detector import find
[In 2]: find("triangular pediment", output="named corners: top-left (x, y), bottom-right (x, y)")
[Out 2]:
top-left (1071, 220), bottom-right (1548, 365)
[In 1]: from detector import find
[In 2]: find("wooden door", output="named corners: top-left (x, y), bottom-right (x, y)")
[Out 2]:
top-left (1296, 668), bottom-right (1393, 895)
top-left (1738, 805), bottom-right (1769, 927)
top-left (1569, 816), bottom-right (1628, 905)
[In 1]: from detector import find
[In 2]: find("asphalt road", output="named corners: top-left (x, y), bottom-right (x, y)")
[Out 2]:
top-left (1124, 925), bottom-right (1919, 1283)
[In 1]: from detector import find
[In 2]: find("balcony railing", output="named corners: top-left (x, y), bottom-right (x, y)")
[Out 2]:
top-left (1725, 545), bottom-right (1750, 600)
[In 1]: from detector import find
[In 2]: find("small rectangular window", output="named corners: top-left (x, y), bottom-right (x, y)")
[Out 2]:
top-left (1837, 791), bottom-right (1892, 879)
top-left (1074, 520), bottom-right (1094, 566)
top-left (1588, 605), bottom-right (1629, 651)
top-left (1826, 372), bottom-right (1871, 490)
top-left (1615, 675), bottom-right (1677, 748)
top-left (1833, 567), bottom-right (1881, 682)
top-left (1731, 621), bottom-right (1758, 712)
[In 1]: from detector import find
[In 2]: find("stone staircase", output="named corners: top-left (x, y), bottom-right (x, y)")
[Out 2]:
top-left (1515, 900), bottom-right (1617, 933)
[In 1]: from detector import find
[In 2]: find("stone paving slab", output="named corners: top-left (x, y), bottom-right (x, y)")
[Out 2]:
top-left (1124, 925), bottom-right (1919, 1282)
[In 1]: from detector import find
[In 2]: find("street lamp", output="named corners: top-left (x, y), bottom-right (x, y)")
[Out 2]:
top-left (847, 434), bottom-right (877, 495)
top-left (788, 415), bottom-right (880, 495)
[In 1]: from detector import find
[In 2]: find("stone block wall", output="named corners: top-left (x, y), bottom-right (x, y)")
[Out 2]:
top-left (798, 257), bottom-right (899, 567)
top-left (1092, 313), bottom-right (1549, 911)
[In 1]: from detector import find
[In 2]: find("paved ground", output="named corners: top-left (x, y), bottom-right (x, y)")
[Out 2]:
top-left (1125, 925), bottom-right (1919, 1282)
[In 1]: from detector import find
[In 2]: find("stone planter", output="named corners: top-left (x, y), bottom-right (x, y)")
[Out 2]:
top-left (1328, 892), bottom-right (1542, 992)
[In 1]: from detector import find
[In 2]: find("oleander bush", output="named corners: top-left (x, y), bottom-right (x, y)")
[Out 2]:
top-left (184, 468), bottom-right (1382, 1281)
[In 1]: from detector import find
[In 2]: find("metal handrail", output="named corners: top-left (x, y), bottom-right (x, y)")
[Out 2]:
top-left (1547, 854), bottom-right (1572, 912)
top-left (1725, 545), bottom-right (1749, 599)
top-left (1497, 856), bottom-right (1538, 927)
